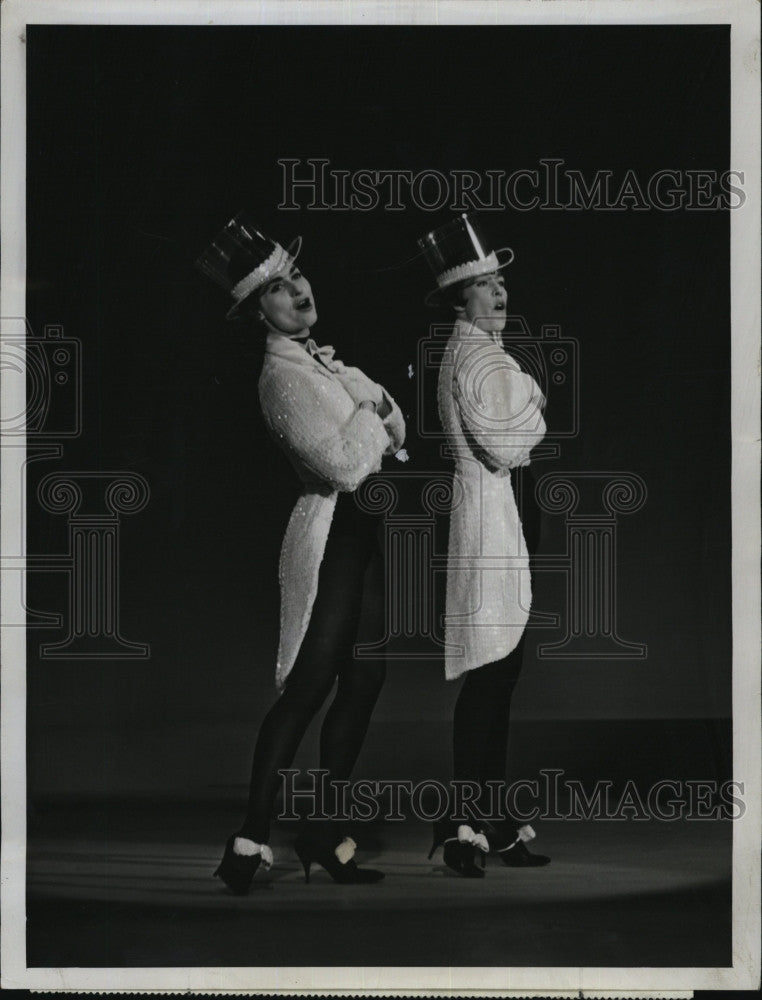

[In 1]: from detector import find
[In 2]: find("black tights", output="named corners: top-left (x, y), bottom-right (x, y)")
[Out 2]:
top-left (453, 635), bottom-right (526, 817)
top-left (239, 493), bottom-right (386, 844)
top-left (451, 465), bottom-right (540, 828)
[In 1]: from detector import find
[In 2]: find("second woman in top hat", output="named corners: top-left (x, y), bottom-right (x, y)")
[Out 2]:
top-left (418, 213), bottom-right (550, 877)
top-left (197, 214), bottom-right (405, 890)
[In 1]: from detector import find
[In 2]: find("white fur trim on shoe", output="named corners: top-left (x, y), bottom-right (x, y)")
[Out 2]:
top-left (233, 838), bottom-right (274, 870)
top-left (499, 825), bottom-right (538, 852)
top-left (455, 825), bottom-right (490, 853)
top-left (334, 836), bottom-right (357, 865)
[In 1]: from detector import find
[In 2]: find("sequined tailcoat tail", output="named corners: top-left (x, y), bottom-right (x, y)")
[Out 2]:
top-left (438, 317), bottom-right (546, 679)
top-left (258, 331), bottom-right (405, 689)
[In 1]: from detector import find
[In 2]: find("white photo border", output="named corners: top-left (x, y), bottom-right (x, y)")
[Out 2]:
top-left (1, 0), bottom-right (759, 993)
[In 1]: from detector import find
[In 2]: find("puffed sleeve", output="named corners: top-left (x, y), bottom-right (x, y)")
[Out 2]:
top-left (259, 365), bottom-right (392, 492)
top-left (453, 341), bottom-right (546, 471)
top-left (332, 365), bottom-right (406, 456)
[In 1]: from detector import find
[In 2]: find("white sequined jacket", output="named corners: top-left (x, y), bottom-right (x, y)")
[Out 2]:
top-left (438, 318), bottom-right (546, 679)
top-left (258, 332), bottom-right (405, 689)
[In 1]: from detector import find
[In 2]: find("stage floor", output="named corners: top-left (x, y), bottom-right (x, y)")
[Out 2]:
top-left (25, 801), bottom-right (732, 969)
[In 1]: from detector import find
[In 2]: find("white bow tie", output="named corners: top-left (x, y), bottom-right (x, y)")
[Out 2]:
top-left (303, 338), bottom-right (346, 374)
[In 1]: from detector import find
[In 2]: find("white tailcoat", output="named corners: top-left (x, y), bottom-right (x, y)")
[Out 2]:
top-left (258, 332), bottom-right (405, 689)
top-left (437, 318), bottom-right (546, 679)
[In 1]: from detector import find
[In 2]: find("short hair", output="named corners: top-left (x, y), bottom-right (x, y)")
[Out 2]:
top-left (235, 288), bottom-right (267, 325)
top-left (438, 281), bottom-right (469, 311)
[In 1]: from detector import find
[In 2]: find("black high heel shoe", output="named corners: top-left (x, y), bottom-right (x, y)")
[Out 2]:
top-left (484, 822), bottom-right (551, 867)
top-left (294, 831), bottom-right (385, 884)
top-left (428, 822), bottom-right (488, 878)
top-left (213, 835), bottom-right (273, 894)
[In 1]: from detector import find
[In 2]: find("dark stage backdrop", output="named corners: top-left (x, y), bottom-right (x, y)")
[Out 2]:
top-left (25, 25), bottom-right (731, 799)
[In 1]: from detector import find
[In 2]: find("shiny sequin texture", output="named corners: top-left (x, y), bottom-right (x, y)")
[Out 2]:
top-left (258, 331), bottom-right (406, 688)
top-left (438, 318), bottom-right (546, 680)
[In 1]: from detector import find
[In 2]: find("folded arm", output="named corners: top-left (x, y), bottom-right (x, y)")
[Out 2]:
top-left (453, 342), bottom-right (546, 471)
top-left (259, 368), bottom-right (393, 492)
top-left (334, 366), bottom-right (406, 455)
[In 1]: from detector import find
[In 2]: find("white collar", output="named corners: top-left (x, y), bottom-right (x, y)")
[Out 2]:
top-left (265, 331), bottom-right (323, 368)
top-left (453, 317), bottom-right (503, 347)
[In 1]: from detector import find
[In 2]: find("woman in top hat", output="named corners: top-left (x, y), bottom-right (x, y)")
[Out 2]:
top-left (417, 213), bottom-right (550, 877)
top-left (197, 214), bottom-right (405, 891)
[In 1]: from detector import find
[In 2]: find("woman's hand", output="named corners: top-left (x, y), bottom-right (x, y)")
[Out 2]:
top-left (338, 368), bottom-right (384, 409)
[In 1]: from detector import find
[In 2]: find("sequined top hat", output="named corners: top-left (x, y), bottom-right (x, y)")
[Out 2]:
top-left (196, 211), bottom-right (302, 320)
top-left (418, 213), bottom-right (514, 307)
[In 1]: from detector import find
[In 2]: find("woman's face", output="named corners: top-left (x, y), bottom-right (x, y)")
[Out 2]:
top-left (457, 271), bottom-right (507, 333)
top-left (258, 265), bottom-right (317, 335)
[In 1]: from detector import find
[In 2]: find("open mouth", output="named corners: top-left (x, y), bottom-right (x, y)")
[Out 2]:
top-left (295, 297), bottom-right (313, 312)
